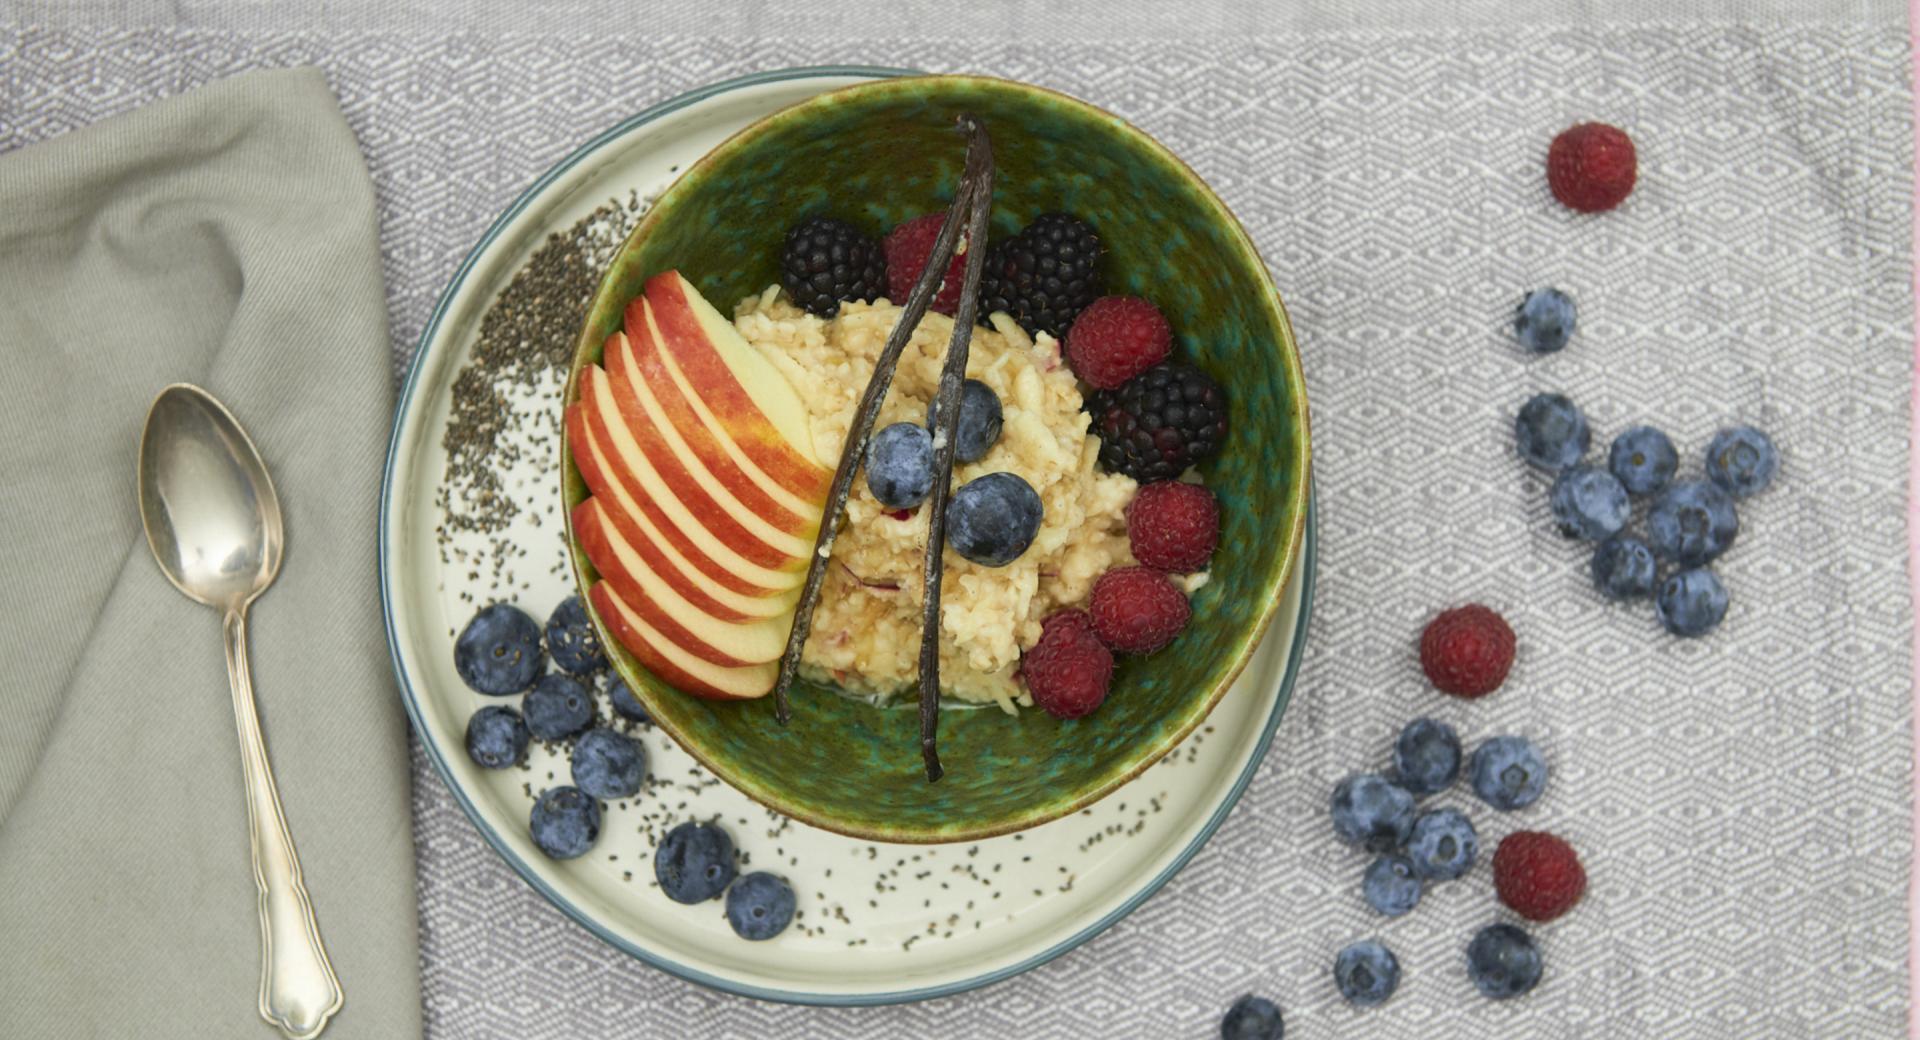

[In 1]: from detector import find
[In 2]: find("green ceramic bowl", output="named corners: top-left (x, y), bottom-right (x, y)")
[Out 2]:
top-left (563, 74), bottom-right (1310, 844)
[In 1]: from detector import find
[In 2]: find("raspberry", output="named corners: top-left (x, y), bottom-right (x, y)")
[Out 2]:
top-left (1125, 481), bottom-right (1219, 573)
top-left (1065, 295), bottom-right (1171, 390)
top-left (1547, 122), bottom-right (1637, 213)
top-left (1493, 831), bottom-right (1587, 922)
top-left (1022, 609), bottom-right (1114, 719)
top-left (1089, 566), bottom-right (1191, 654)
top-left (1419, 605), bottom-right (1515, 698)
top-left (882, 213), bottom-right (968, 315)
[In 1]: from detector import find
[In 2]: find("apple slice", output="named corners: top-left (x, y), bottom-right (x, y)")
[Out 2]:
top-left (568, 395), bottom-right (795, 600)
top-left (638, 271), bottom-right (832, 502)
top-left (571, 491), bottom-right (796, 622)
top-left (574, 498), bottom-right (792, 665)
top-left (582, 363), bottom-right (809, 565)
top-left (599, 326), bottom-right (817, 542)
top-left (578, 366), bottom-right (806, 584)
top-left (589, 581), bottom-right (775, 701)
top-left (611, 313), bottom-right (821, 529)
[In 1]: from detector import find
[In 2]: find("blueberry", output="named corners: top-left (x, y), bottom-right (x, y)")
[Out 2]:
top-left (655, 820), bottom-right (737, 903)
top-left (1329, 774), bottom-right (1416, 851)
top-left (1647, 479), bottom-right (1739, 566)
top-left (1333, 940), bottom-right (1400, 1007)
top-left (1392, 717), bottom-right (1461, 796)
top-left (570, 727), bottom-right (646, 800)
top-left (866, 422), bottom-right (935, 510)
top-left (1513, 287), bottom-right (1576, 354)
top-left (1362, 855), bottom-right (1423, 917)
top-left (1220, 995), bottom-right (1284, 1040)
top-left (1656, 567), bottom-right (1729, 637)
top-left (544, 595), bottom-right (606, 675)
top-left (1466, 923), bottom-right (1543, 1000)
top-left (1405, 808), bottom-right (1478, 880)
top-left (464, 705), bottom-right (529, 769)
top-left (1550, 464), bottom-right (1629, 541)
top-left (522, 674), bottom-right (593, 741)
top-left (1608, 425), bottom-right (1677, 496)
top-left (529, 786), bottom-right (600, 859)
top-left (927, 378), bottom-right (1004, 463)
top-left (1469, 736), bottom-right (1549, 811)
top-left (946, 472), bottom-right (1043, 566)
top-left (1705, 425), bottom-right (1778, 498)
top-left (725, 872), bottom-right (797, 941)
top-left (1591, 535), bottom-right (1657, 600)
top-left (454, 603), bottom-right (543, 695)
top-left (607, 677), bottom-right (650, 723)
top-left (1514, 393), bottom-right (1590, 471)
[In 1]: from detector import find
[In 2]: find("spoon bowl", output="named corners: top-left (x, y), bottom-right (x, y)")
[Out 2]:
top-left (139, 385), bottom-right (283, 612)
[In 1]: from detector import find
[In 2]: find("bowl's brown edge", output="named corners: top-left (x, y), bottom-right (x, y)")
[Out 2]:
top-left (558, 73), bottom-right (1313, 844)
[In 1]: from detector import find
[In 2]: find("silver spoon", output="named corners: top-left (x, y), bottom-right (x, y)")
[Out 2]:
top-left (138, 383), bottom-right (344, 1040)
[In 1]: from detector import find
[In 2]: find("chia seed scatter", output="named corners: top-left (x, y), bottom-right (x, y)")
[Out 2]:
top-left (437, 191), bottom-right (647, 562)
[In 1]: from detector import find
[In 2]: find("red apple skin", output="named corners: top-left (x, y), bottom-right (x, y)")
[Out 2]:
top-left (574, 499), bottom-right (788, 666)
top-left (567, 394), bottom-right (789, 600)
top-left (607, 324), bottom-right (820, 535)
top-left (580, 364), bottom-right (803, 571)
top-left (639, 272), bottom-right (831, 501)
top-left (572, 497), bottom-right (791, 623)
top-left (588, 581), bottom-right (772, 701)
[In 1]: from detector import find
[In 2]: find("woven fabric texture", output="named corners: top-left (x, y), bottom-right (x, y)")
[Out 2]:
top-left (3, 13), bottom-right (1911, 1038)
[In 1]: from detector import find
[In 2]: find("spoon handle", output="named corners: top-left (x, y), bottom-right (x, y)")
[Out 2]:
top-left (224, 607), bottom-right (345, 1040)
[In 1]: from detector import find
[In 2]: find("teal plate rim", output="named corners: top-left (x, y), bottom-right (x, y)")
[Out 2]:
top-left (378, 64), bottom-right (1317, 1007)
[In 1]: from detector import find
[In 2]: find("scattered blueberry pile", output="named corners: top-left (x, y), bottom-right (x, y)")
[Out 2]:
top-left (1324, 720), bottom-right (1555, 1006)
top-left (454, 598), bottom-right (795, 941)
top-left (1301, 607), bottom-right (1582, 1012)
top-left (1515, 391), bottom-right (1778, 637)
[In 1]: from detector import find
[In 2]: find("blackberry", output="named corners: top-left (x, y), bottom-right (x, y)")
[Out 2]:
top-left (1088, 363), bottom-right (1227, 481)
top-left (980, 212), bottom-right (1104, 337)
top-left (780, 217), bottom-right (886, 317)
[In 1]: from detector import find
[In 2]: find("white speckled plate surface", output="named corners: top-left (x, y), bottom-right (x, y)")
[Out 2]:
top-left (380, 66), bottom-right (1316, 1005)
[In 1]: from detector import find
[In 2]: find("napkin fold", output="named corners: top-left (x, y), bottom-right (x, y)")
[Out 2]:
top-left (0, 68), bottom-right (420, 1037)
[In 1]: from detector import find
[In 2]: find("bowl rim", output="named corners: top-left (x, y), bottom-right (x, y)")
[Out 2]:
top-left (561, 71), bottom-right (1313, 844)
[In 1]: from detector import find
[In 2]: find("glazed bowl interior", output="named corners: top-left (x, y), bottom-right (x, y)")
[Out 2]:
top-left (563, 74), bottom-right (1310, 843)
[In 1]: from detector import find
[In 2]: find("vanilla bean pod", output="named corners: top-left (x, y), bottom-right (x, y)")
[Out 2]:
top-left (918, 117), bottom-right (995, 782)
top-left (769, 116), bottom-right (995, 727)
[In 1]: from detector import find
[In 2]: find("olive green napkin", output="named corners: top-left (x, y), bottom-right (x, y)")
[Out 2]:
top-left (0, 68), bottom-right (420, 1037)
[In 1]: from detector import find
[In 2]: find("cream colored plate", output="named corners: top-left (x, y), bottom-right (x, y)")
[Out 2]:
top-left (379, 66), bottom-right (1315, 1004)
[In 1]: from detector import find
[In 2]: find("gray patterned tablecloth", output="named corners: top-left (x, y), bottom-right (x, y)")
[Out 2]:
top-left (5, 2), bottom-right (1912, 1036)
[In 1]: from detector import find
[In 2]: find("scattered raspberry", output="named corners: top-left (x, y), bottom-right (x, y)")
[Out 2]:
top-left (1419, 605), bottom-right (1515, 698)
top-left (1022, 609), bottom-right (1114, 719)
top-left (1126, 481), bottom-right (1219, 573)
top-left (1547, 122), bottom-right (1637, 213)
top-left (1493, 831), bottom-right (1587, 922)
top-left (1089, 566), bottom-right (1192, 654)
top-left (882, 213), bottom-right (968, 315)
top-left (1065, 295), bottom-right (1172, 389)
top-left (884, 508), bottom-right (915, 521)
